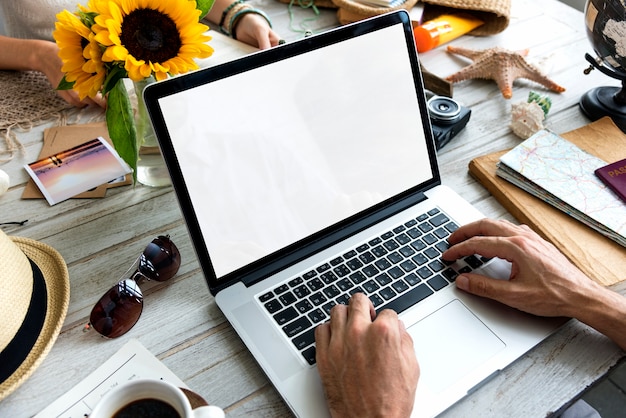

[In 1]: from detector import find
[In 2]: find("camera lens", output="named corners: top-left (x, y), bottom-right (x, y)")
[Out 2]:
top-left (427, 96), bottom-right (461, 122)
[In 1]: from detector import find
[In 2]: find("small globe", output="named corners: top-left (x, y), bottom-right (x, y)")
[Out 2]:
top-left (584, 0), bottom-right (626, 76)
top-left (580, 0), bottom-right (626, 132)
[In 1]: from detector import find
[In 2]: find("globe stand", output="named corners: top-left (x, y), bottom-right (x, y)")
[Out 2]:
top-left (579, 53), bottom-right (626, 133)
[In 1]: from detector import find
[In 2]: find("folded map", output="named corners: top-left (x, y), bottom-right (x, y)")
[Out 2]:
top-left (496, 129), bottom-right (626, 247)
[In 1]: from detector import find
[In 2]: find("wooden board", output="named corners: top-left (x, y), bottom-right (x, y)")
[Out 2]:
top-left (469, 117), bottom-right (626, 286)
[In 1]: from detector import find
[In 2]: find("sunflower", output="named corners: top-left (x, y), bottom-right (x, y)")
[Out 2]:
top-left (53, 9), bottom-right (107, 99)
top-left (90, 0), bottom-right (214, 81)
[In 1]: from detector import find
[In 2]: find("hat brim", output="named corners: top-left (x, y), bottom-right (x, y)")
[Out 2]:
top-left (0, 237), bottom-right (69, 400)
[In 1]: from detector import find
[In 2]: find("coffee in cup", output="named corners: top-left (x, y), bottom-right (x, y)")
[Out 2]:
top-left (89, 378), bottom-right (224, 418)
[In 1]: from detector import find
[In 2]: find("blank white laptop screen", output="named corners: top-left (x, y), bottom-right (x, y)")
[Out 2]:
top-left (158, 24), bottom-right (434, 279)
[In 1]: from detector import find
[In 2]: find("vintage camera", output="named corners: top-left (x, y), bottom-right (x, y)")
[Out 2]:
top-left (426, 94), bottom-right (471, 150)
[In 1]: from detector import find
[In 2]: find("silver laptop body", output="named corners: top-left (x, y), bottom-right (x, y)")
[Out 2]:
top-left (144, 11), bottom-right (565, 417)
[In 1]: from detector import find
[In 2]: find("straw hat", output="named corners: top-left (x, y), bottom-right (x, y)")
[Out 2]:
top-left (0, 229), bottom-right (69, 400)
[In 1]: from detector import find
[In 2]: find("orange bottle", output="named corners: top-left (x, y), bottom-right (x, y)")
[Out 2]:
top-left (413, 14), bottom-right (484, 53)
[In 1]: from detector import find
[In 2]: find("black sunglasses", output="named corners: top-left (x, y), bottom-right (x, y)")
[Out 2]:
top-left (86, 235), bottom-right (181, 338)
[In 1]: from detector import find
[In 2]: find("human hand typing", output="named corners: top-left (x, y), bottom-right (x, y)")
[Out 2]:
top-left (315, 292), bottom-right (419, 418)
top-left (442, 219), bottom-right (626, 353)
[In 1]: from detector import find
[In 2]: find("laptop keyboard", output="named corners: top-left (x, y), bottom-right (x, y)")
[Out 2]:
top-left (257, 208), bottom-right (488, 365)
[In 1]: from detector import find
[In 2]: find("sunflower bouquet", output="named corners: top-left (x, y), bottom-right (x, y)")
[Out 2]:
top-left (53, 0), bottom-right (215, 182)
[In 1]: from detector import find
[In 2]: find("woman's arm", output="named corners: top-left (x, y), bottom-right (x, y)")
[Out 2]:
top-left (0, 35), bottom-right (105, 107)
top-left (205, 0), bottom-right (281, 49)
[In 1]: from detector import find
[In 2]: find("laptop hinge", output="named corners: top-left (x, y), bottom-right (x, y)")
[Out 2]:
top-left (237, 189), bottom-right (431, 289)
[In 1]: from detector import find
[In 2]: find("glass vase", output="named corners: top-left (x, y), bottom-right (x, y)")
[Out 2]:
top-left (133, 77), bottom-right (171, 187)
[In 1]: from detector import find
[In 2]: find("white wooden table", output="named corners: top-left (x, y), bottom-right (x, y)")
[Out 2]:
top-left (1, 0), bottom-right (625, 416)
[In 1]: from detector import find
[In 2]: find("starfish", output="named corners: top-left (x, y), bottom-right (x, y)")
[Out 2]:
top-left (445, 46), bottom-right (566, 99)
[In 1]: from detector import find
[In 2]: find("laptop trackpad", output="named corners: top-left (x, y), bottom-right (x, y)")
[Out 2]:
top-left (407, 299), bottom-right (505, 393)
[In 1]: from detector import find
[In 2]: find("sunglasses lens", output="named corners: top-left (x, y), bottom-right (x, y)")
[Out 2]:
top-left (90, 279), bottom-right (143, 338)
top-left (139, 235), bottom-right (181, 282)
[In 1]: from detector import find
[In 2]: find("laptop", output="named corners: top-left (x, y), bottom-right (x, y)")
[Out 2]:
top-left (143, 10), bottom-right (566, 417)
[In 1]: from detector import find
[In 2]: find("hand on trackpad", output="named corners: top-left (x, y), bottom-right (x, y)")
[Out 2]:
top-left (407, 299), bottom-right (505, 393)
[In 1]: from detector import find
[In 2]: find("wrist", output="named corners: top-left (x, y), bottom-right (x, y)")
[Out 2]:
top-left (219, 0), bottom-right (272, 40)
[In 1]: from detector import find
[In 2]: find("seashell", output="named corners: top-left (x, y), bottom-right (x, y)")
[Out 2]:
top-left (510, 101), bottom-right (545, 139)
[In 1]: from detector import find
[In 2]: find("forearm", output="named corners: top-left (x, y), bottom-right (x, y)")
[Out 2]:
top-left (0, 36), bottom-right (52, 72)
top-left (569, 282), bottom-right (626, 351)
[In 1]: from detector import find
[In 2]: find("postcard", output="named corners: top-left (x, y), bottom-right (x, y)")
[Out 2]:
top-left (24, 137), bottom-right (132, 205)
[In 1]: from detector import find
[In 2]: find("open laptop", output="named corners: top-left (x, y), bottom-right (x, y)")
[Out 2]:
top-left (143, 10), bottom-right (566, 417)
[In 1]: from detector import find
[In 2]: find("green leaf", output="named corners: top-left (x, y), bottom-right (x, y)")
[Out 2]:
top-left (195, 0), bottom-right (215, 19)
top-left (102, 65), bottom-right (127, 96)
top-left (106, 79), bottom-right (138, 184)
top-left (56, 75), bottom-right (75, 91)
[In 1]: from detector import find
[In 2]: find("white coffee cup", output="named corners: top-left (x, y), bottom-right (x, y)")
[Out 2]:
top-left (89, 378), bottom-right (225, 418)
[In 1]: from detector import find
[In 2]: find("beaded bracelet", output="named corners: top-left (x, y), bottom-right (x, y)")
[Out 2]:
top-left (229, 8), bottom-right (273, 40)
top-left (219, 0), bottom-right (244, 29)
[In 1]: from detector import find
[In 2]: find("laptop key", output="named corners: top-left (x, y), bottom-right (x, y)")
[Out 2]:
top-left (323, 301), bottom-right (337, 315)
top-left (427, 275), bottom-right (449, 291)
top-left (442, 268), bottom-right (458, 282)
top-left (293, 284), bottom-right (311, 299)
top-left (259, 292), bottom-right (274, 302)
top-left (445, 222), bottom-right (459, 233)
top-left (308, 278), bottom-right (324, 291)
top-left (428, 260), bottom-right (446, 272)
top-left (379, 286), bottom-right (397, 300)
top-left (274, 306), bottom-right (298, 325)
top-left (369, 293), bottom-right (384, 307)
top-left (387, 251), bottom-right (404, 264)
top-left (377, 283), bottom-right (434, 315)
top-left (308, 308), bottom-right (326, 323)
top-left (343, 249), bottom-right (357, 259)
top-left (388, 266), bottom-right (405, 279)
top-left (292, 328), bottom-right (316, 350)
top-left (279, 291), bottom-right (297, 306)
top-left (362, 264), bottom-right (379, 277)
top-left (395, 233), bottom-right (411, 245)
top-left (429, 213), bottom-right (449, 226)
top-left (323, 285), bottom-right (341, 299)
top-left (330, 256), bottom-right (343, 266)
top-left (375, 258), bottom-right (392, 270)
top-left (275, 284), bottom-right (289, 294)
top-left (283, 316), bottom-right (312, 338)
top-left (363, 280), bottom-right (380, 293)
top-left (264, 299), bottom-right (282, 314)
top-left (392, 279), bottom-right (409, 294)
top-left (337, 278), bottom-right (354, 291)
top-left (317, 263), bottom-right (331, 273)
top-left (417, 266), bottom-right (433, 279)
top-left (359, 251), bottom-right (375, 264)
top-left (336, 294), bottom-right (350, 305)
top-left (435, 241), bottom-right (449, 253)
top-left (424, 247), bottom-right (439, 259)
top-left (295, 299), bottom-right (314, 314)
top-left (333, 264), bottom-right (351, 278)
top-left (375, 273), bottom-right (393, 286)
top-left (418, 222), bottom-right (433, 233)
top-left (404, 273), bottom-right (421, 286)
top-left (464, 255), bottom-right (484, 268)
top-left (346, 258), bottom-right (364, 271)
top-left (350, 271), bottom-right (367, 284)
top-left (356, 244), bottom-right (369, 253)
top-left (302, 346), bottom-right (317, 365)
top-left (320, 271), bottom-right (338, 284)
top-left (422, 233), bottom-right (438, 245)
top-left (310, 292), bottom-right (327, 306)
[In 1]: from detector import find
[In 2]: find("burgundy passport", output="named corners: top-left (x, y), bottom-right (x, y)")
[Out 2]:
top-left (595, 158), bottom-right (626, 203)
